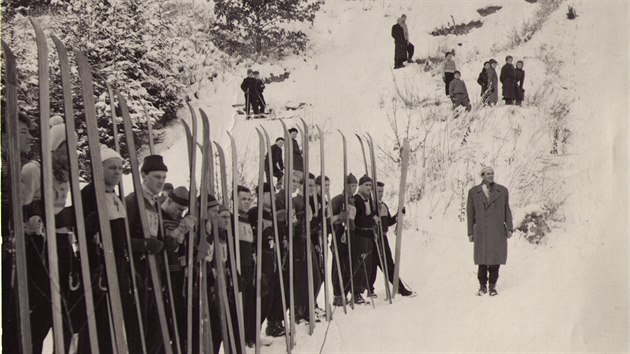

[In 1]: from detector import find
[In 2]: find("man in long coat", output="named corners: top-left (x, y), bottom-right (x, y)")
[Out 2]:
top-left (391, 15), bottom-right (413, 69)
top-left (500, 56), bottom-right (518, 105)
top-left (466, 166), bottom-right (513, 296)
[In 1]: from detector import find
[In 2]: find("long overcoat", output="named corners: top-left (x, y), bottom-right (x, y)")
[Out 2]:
top-left (486, 67), bottom-right (499, 104)
top-left (466, 183), bottom-right (513, 265)
top-left (500, 63), bottom-right (517, 99)
top-left (391, 23), bottom-right (407, 62)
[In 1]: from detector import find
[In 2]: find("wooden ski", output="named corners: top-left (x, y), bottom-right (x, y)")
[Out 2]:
top-left (279, 120), bottom-right (296, 348)
top-left (355, 134), bottom-right (369, 176)
top-left (184, 101), bottom-right (198, 354)
top-left (51, 35), bottom-right (100, 354)
top-left (392, 138), bottom-right (410, 298)
top-left (338, 130), bottom-right (355, 309)
top-left (260, 126), bottom-right (292, 353)
top-left (298, 119), bottom-right (316, 334)
top-left (365, 133), bottom-right (392, 303)
top-left (75, 50), bottom-right (130, 353)
top-left (214, 141), bottom-right (240, 354)
top-left (103, 80), bottom-right (149, 354)
top-left (117, 91), bottom-right (174, 353)
top-left (254, 128), bottom-right (265, 354)
top-left (1, 40), bottom-right (33, 354)
top-left (315, 124), bottom-right (332, 321)
top-left (30, 19), bottom-right (66, 353)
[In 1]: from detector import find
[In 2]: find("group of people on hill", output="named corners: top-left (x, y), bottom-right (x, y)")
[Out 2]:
top-left (240, 68), bottom-right (267, 116)
top-left (390, 15), bottom-right (526, 112)
top-left (2, 112), bottom-right (414, 354)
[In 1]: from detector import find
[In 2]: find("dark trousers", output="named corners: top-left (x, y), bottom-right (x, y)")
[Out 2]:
top-left (245, 94), bottom-right (261, 115)
top-left (331, 226), bottom-right (350, 297)
top-left (368, 233), bottom-right (408, 293)
top-left (351, 232), bottom-right (373, 295)
top-left (504, 98), bottom-right (514, 105)
top-left (445, 72), bottom-right (455, 96)
top-left (394, 42), bottom-right (414, 67)
top-left (478, 265), bottom-right (500, 286)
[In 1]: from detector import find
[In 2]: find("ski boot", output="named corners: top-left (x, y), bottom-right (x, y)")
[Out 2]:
top-left (489, 284), bottom-right (498, 296)
top-left (477, 284), bottom-right (488, 296)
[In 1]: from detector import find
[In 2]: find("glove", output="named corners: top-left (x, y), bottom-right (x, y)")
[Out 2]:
top-left (180, 215), bottom-right (197, 232)
top-left (25, 215), bottom-right (44, 235)
top-left (468, 235), bottom-right (474, 243)
top-left (143, 237), bottom-right (164, 254)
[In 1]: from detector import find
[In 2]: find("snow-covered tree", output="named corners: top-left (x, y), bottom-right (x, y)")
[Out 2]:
top-left (212, 0), bottom-right (323, 57)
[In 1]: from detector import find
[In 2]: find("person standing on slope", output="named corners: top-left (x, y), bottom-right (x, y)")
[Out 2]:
top-left (515, 60), bottom-right (526, 106)
top-left (466, 166), bottom-right (513, 297)
top-left (477, 61), bottom-right (490, 104)
top-left (486, 59), bottom-right (499, 105)
top-left (443, 51), bottom-right (458, 97)
top-left (391, 14), bottom-right (414, 69)
top-left (331, 173), bottom-right (357, 306)
top-left (449, 71), bottom-right (472, 112)
top-left (264, 137), bottom-right (285, 190)
top-left (351, 175), bottom-right (377, 304)
top-left (254, 71), bottom-right (267, 114)
top-left (500, 56), bottom-right (518, 105)
top-left (240, 68), bottom-right (260, 116)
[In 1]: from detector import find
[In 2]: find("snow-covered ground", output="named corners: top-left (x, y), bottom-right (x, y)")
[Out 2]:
top-left (113, 0), bottom-right (628, 353)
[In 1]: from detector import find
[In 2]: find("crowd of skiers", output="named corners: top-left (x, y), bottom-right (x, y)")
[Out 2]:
top-left (390, 15), bottom-right (526, 111)
top-left (240, 69), bottom-right (267, 116)
top-left (2, 110), bottom-right (414, 353)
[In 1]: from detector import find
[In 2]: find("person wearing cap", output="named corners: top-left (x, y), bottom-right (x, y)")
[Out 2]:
top-left (125, 154), bottom-right (171, 353)
top-left (160, 186), bottom-right (196, 345)
top-left (253, 71), bottom-right (267, 114)
top-left (288, 128), bottom-right (304, 172)
top-left (443, 51), bottom-right (458, 96)
top-left (466, 166), bottom-right (513, 296)
top-left (500, 55), bottom-right (518, 105)
top-left (330, 173), bottom-right (358, 306)
top-left (486, 59), bottom-right (499, 105)
top-left (449, 70), bottom-right (472, 112)
top-left (368, 181), bottom-right (415, 297)
top-left (391, 14), bottom-right (414, 69)
top-left (79, 144), bottom-right (143, 352)
top-left (241, 68), bottom-right (261, 116)
top-left (1, 111), bottom-right (34, 353)
top-left (350, 174), bottom-right (378, 304)
top-left (264, 137), bottom-right (285, 189)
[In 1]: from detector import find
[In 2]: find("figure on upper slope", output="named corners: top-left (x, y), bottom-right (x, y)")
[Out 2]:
top-left (241, 68), bottom-right (262, 115)
top-left (254, 71), bottom-right (267, 113)
top-left (515, 60), bottom-right (526, 106)
top-left (289, 128), bottom-right (304, 172)
top-left (500, 56), bottom-right (518, 105)
top-left (391, 14), bottom-right (415, 69)
top-left (449, 71), bottom-right (472, 112)
top-left (443, 51), bottom-right (458, 96)
top-left (486, 59), bottom-right (499, 105)
top-left (466, 166), bottom-right (513, 297)
top-left (264, 137), bottom-right (285, 189)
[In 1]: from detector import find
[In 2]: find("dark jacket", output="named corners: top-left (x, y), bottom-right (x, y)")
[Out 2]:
top-left (477, 68), bottom-right (489, 95)
top-left (240, 77), bottom-right (258, 96)
top-left (391, 23), bottom-right (406, 43)
top-left (292, 138), bottom-right (303, 172)
top-left (265, 144), bottom-right (284, 176)
top-left (466, 183), bottom-right (513, 265)
top-left (353, 193), bottom-right (376, 236)
top-left (500, 63), bottom-right (517, 99)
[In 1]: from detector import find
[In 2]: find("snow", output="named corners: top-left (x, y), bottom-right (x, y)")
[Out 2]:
top-left (87, 0), bottom-right (630, 353)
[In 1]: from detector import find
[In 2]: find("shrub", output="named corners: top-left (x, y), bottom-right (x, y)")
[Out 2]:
top-left (430, 19), bottom-right (483, 37)
top-left (477, 5), bottom-right (502, 17)
top-left (517, 210), bottom-right (552, 244)
top-left (499, 0), bottom-right (564, 51)
top-left (566, 5), bottom-right (578, 19)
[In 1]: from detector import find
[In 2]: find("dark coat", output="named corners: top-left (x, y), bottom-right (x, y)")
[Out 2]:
top-left (291, 138), bottom-right (303, 172)
top-left (486, 67), bottom-right (499, 104)
top-left (466, 183), bottom-right (513, 265)
top-left (515, 68), bottom-right (525, 101)
top-left (240, 77), bottom-right (258, 96)
top-left (264, 144), bottom-right (284, 176)
top-left (392, 23), bottom-right (407, 62)
top-left (391, 23), bottom-right (406, 43)
top-left (477, 68), bottom-right (488, 95)
top-left (500, 63), bottom-right (517, 99)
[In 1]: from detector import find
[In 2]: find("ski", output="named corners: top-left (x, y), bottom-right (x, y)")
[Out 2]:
top-left (338, 130), bottom-right (355, 309)
top-left (214, 141), bottom-right (240, 353)
top-left (117, 90), bottom-right (174, 353)
top-left (279, 119), bottom-right (296, 348)
top-left (75, 49), bottom-right (130, 353)
top-left (184, 101), bottom-right (198, 354)
top-left (104, 80), bottom-right (149, 354)
top-left (52, 35), bottom-right (100, 354)
top-left (1, 40), bottom-right (33, 354)
top-left (355, 134), bottom-right (369, 176)
top-left (226, 132), bottom-right (247, 352)
top-left (198, 109), bottom-right (214, 353)
top-left (254, 128), bottom-right (265, 353)
top-left (260, 126), bottom-right (292, 353)
top-left (30, 19), bottom-right (66, 353)
top-left (298, 119), bottom-right (316, 335)
top-left (392, 138), bottom-right (410, 298)
top-left (365, 133), bottom-right (393, 304)
top-left (315, 124), bottom-right (333, 320)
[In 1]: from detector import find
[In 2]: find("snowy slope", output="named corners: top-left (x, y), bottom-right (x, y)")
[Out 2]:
top-left (137, 0), bottom-right (628, 353)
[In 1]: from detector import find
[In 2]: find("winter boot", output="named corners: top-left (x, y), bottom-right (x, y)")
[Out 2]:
top-left (265, 321), bottom-right (285, 337)
top-left (489, 284), bottom-right (498, 296)
top-left (398, 287), bottom-right (416, 297)
top-left (477, 284), bottom-right (488, 296)
top-left (353, 293), bottom-right (367, 304)
top-left (367, 289), bottom-right (378, 298)
top-left (333, 296), bottom-right (345, 307)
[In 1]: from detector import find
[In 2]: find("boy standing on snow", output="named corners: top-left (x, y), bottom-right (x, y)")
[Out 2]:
top-left (449, 71), bottom-right (472, 112)
top-left (240, 69), bottom-right (260, 115)
top-left (391, 15), bottom-right (414, 69)
top-left (500, 56), bottom-right (518, 105)
top-left (466, 166), bottom-right (513, 297)
top-left (254, 71), bottom-right (267, 114)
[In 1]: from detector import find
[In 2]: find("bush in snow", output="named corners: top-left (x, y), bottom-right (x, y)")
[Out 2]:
top-left (498, 0), bottom-right (564, 51)
top-left (566, 5), bottom-right (578, 20)
top-left (430, 17), bottom-right (483, 37)
top-left (211, 0), bottom-right (323, 58)
top-left (517, 209), bottom-right (552, 244)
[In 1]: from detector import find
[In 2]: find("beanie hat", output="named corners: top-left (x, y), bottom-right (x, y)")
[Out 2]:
top-left (359, 175), bottom-right (372, 186)
top-left (207, 194), bottom-right (220, 209)
top-left (169, 186), bottom-right (190, 206)
top-left (377, 181), bottom-right (385, 187)
top-left (141, 155), bottom-right (168, 174)
top-left (218, 205), bottom-right (230, 214)
top-left (100, 144), bottom-right (122, 162)
top-left (308, 172), bottom-right (315, 180)
top-left (288, 128), bottom-right (298, 134)
top-left (163, 183), bottom-right (174, 192)
top-left (50, 116), bottom-right (67, 151)
top-left (480, 166), bottom-right (494, 176)
top-left (454, 70), bottom-right (461, 75)
top-left (315, 175), bottom-right (329, 185)
top-left (489, 59), bottom-right (497, 64)
top-left (346, 173), bottom-right (358, 185)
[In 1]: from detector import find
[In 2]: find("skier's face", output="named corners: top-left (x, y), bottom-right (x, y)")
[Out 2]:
top-left (277, 140), bottom-right (284, 148)
top-left (238, 191), bottom-right (252, 213)
top-left (482, 170), bottom-right (495, 184)
top-left (507, 57), bottom-right (513, 64)
top-left (516, 62), bottom-right (523, 69)
top-left (143, 171), bottom-right (167, 195)
top-left (376, 186), bottom-right (384, 200)
top-left (307, 178), bottom-right (316, 195)
top-left (347, 183), bottom-right (358, 196)
top-left (164, 199), bottom-right (187, 219)
top-left (491, 63), bottom-right (497, 69)
top-left (484, 63), bottom-right (490, 69)
top-left (317, 180), bottom-right (330, 196)
top-left (290, 132), bottom-right (298, 139)
top-left (218, 210), bottom-right (231, 230)
top-left (454, 73), bottom-right (461, 79)
top-left (18, 120), bottom-right (33, 154)
top-left (291, 173), bottom-right (302, 193)
top-left (103, 158), bottom-right (123, 188)
top-left (359, 182), bottom-right (372, 197)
